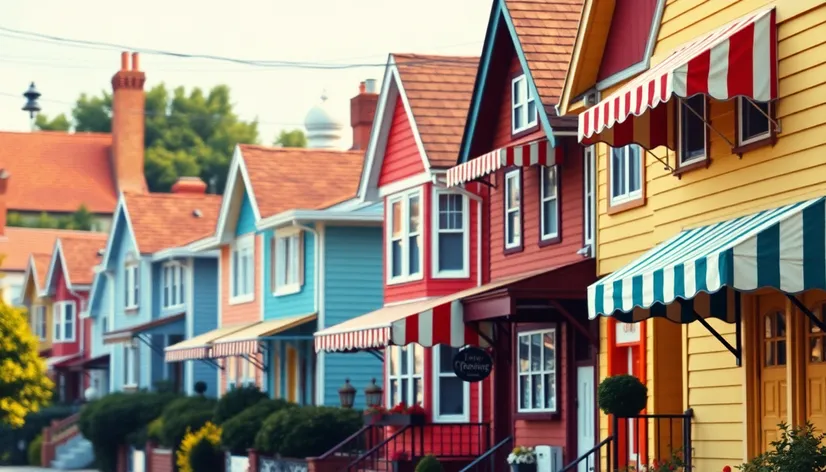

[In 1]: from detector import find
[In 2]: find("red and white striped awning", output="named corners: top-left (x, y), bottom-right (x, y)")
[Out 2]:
top-left (446, 138), bottom-right (562, 187)
top-left (210, 314), bottom-right (316, 358)
top-left (164, 324), bottom-right (252, 363)
top-left (578, 7), bottom-right (777, 149)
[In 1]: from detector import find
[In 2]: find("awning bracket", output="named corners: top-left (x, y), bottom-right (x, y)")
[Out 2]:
top-left (548, 300), bottom-right (599, 348)
top-left (678, 97), bottom-right (738, 154)
top-left (683, 297), bottom-right (742, 366)
top-left (787, 294), bottom-right (826, 332)
top-left (242, 353), bottom-right (267, 372)
top-left (136, 334), bottom-right (165, 357)
top-left (477, 177), bottom-right (495, 188)
top-left (744, 96), bottom-right (782, 134)
top-left (645, 148), bottom-right (674, 173)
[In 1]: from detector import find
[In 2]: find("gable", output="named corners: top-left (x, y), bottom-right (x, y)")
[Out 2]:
top-left (236, 191), bottom-right (257, 236)
top-left (597, 0), bottom-right (662, 85)
top-left (377, 95), bottom-right (426, 187)
top-left (215, 147), bottom-right (261, 243)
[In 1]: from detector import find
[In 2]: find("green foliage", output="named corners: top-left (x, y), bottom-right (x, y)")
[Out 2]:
top-left (0, 406), bottom-right (75, 466)
top-left (620, 449), bottom-right (685, 472)
top-left (152, 379), bottom-right (177, 395)
top-left (220, 399), bottom-right (296, 455)
top-left (35, 114), bottom-right (71, 131)
top-left (26, 434), bottom-right (41, 466)
top-left (160, 396), bottom-right (216, 449)
top-left (254, 406), bottom-right (362, 458)
top-left (213, 385), bottom-right (267, 425)
top-left (273, 129), bottom-right (307, 148)
top-left (6, 205), bottom-right (96, 231)
top-left (737, 422), bottom-right (826, 472)
top-left (597, 374), bottom-right (648, 417)
top-left (188, 434), bottom-right (223, 472)
top-left (147, 417), bottom-right (164, 443)
top-left (415, 455), bottom-right (444, 472)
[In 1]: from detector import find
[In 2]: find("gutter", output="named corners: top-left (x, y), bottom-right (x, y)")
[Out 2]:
top-left (151, 248), bottom-right (220, 262)
top-left (431, 176), bottom-right (483, 287)
top-left (256, 208), bottom-right (383, 232)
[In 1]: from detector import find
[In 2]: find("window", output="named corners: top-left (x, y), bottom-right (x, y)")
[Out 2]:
top-left (511, 74), bottom-right (538, 134)
top-left (387, 188), bottom-right (422, 283)
top-left (31, 305), bottom-right (47, 340)
top-left (124, 343), bottom-right (139, 387)
top-left (737, 97), bottom-right (772, 146)
top-left (241, 357), bottom-right (257, 386)
top-left (517, 329), bottom-right (557, 413)
top-left (609, 145), bottom-right (643, 205)
top-left (677, 95), bottom-right (708, 166)
top-left (539, 166), bottom-right (560, 242)
top-left (387, 345), bottom-right (424, 407)
top-left (583, 146), bottom-right (596, 249)
top-left (162, 263), bottom-right (184, 309)
top-left (504, 169), bottom-right (522, 250)
top-left (226, 357), bottom-right (238, 390)
top-left (230, 235), bottom-right (255, 303)
top-left (124, 261), bottom-right (139, 310)
top-left (432, 190), bottom-right (469, 278)
top-left (273, 230), bottom-right (303, 295)
top-left (52, 301), bottom-right (76, 342)
top-left (433, 346), bottom-right (469, 422)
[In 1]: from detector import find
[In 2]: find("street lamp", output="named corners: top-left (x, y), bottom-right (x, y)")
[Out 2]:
top-left (364, 378), bottom-right (383, 408)
top-left (338, 378), bottom-right (356, 409)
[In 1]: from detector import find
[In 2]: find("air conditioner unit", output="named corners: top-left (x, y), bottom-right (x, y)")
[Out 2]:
top-left (535, 445), bottom-right (564, 472)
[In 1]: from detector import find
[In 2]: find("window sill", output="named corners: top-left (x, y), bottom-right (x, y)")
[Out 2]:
top-left (607, 196), bottom-right (645, 215)
top-left (229, 294), bottom-right (255, 305)
top-left (431, 415), bottom-right (471, 424)
top-left (672, 156), bottom-right (710, 177)
top-left (125, 306), bottom-right (139, 314)
top-left (123, 384), bottom-right (139, 392)
top-left (504, 243), bottom-right (524, 256)
top-left (431, 270), bottom-right (470, 280)
top-left (386, 274), bottom-right (424, 286)
top-left (512, 122), bottom-right (540, 139)
top-left (513, 410), bottom-right (560, 421)
top-left (273, 284), bottom-right (301, 297)
top-left (732, 134), bottom-right (776, 155)
top-left (538, 234), bottom-right (561, 248)
top-left (162, 304), bottom-right (186, 312)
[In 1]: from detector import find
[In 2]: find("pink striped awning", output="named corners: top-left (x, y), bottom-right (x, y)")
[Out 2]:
top-left (209, 314), bottom-right (317, 358)
top-left (578, 7), bottom-right (777, 149)
top-left (164, 323), bottom-right (252, 363)
top-left (446, 138), bottom-right (562, 187)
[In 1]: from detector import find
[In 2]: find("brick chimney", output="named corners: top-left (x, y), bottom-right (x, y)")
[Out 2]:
top-left (111, 52), bottom-right (148, 194)
top-left (349, 79), bottom-right (379, 151)
top-left (0, 169), bottom-right (9, 236)
top-left (171, 177), bottom-right (207, 194)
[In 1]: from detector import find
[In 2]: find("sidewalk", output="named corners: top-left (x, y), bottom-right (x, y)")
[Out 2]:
top-left (0, 467), bottom-right (98, 472)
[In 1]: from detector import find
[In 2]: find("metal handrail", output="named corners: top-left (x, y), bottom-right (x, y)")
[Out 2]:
top-left (458, 436), bottom-right (512, 472)
top-left (345, 425), bottom-right (411, 471)
top-left (559, 436), bottom-right (613, 472)
top-left (317, 424), bottom-right (378, 460)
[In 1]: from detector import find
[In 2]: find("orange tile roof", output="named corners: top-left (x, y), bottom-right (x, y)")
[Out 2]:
top-left (58, 234), bottom-right (108, 286)
top-left (29, 253), bottom-right (52, 291)
top-left (0, 131), bottom-right (118, 214)
top-left (240, 145), bottom-right (365, 218)
top-left (505, 0), bottom-right (584, 107)
top-left (124, 192), bottom-right (222, 254)
top-left (0, 228), bottom-right (105, 273)
top-left (393, 54), bottom-right (479, 168)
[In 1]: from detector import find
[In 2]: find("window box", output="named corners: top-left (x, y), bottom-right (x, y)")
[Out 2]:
top-left (369, 412), bottom-right (426, 427)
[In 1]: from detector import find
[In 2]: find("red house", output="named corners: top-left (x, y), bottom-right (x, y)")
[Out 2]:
top-left (42, 233), bottom-right (108, 403)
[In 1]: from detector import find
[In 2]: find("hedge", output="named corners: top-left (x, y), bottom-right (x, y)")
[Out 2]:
top-left (213, 385), bottom-right (267, 425)
top-left (159, 397), bottom-right (217, 450)
top-left (220, 399), bottom-right (296, 455)
top-left (27, 434), bottom-right (42, 466)
top-left (254, 406), bottom-right (362, 458)
top-left (0, 405), bottom-right (77, 466)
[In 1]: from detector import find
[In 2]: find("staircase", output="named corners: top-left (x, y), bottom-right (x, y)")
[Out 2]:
top-left (51, 434), bottom-right (95, 470)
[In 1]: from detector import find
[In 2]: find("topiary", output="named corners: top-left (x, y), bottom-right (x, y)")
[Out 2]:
top-left (597, 374), bottom-right (648, 417)
top-left (27, 434), bottom-right (42, 466)
top-left (194, 381), bottom-right (207, 396)
top-left (213, 385), bottom-right (267, 425)
top-left (176, 422), bottom-right (222, 472)
top-left (254, 406), bottom-right (363, 458)
top-left (415, 455), bottom-right (445, 472)
top-left (220, 399), bottom-right (297, 455)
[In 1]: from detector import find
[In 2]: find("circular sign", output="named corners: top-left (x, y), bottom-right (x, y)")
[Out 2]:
top-left (452, 346), bottom-right (493, 382)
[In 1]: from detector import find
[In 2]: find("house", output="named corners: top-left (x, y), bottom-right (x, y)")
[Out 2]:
top-left (20, 253), bottom-right (55, 356)
top-left (558, 0), bottom-right (826, 469)
top-left (40, 233), bottom-right (108, 403)
top-left (0, 51), bottom-right (149, 304)
top-left (88, 179), bottom-right (221, 395)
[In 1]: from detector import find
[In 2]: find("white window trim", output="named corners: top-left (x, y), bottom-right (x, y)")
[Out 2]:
top-left (609, 145), bottom-right (643, 206)
top-left (124, 343), bottom-right (139, 388)
top-left (52, 304), bottom-right (61, 342)
top-left (52, 301), bottom-right (77, 343)
top-left (431, 188), bottom-right (470, 279)
top-left (511, 74), bottom-right (538, 134)
top-left (385, 345), bottom-right (424, 407)
top-left (677, 96), bottom-right (708, 166)
top-left (583, 146), bottom-right (596, 249)
top-left (162, 262), bottom-right (185, 310)
top-left (241, 357), bottom-right (257, 386)
top-left (737, 97), bottom-right (772, 146)
top-left (504, 169), bottom-right (522, 249)
top-left (432, 346), bottom-right (470, 423)
top-left (273, 228), bottom-right (303, 297)
top-left (124, 261), bottom-right (140, 311)
top-left (517, 328), bottom-right (558, 414)
top-left (386, 187), bottom-right (424, 285)
top-left (32, 305), bottom-right (46, 341)
top-left (539, 166), bottom-right (560, 241)
top-left (229, 234), bottom-right (255, 305)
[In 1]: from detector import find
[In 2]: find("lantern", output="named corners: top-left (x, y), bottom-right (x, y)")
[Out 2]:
top-left (364, 378), bottom-right (383, 408)
top-left (338, 378), bottom-right (356, 409)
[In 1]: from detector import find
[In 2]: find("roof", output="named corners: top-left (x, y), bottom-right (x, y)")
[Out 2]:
top-left (240, 145), bottom-right (365, 218)
top-left (0, 227), bottom-right (104, 272)
top-left (58, 234), bottom-right (108, 286)
top-left (0, 131), bottom-right (118, 214)
top-left (31, 253), bottom-right (52, 290)
top-left (393, 54), bottom-right (479, 168)
top-left (124, 192), bottom-right (222, 254)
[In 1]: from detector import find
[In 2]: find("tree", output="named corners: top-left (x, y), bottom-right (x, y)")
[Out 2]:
top-left (274, 129), bottom-right (307, 148)
top-left (34, 114), bottom-right (71, 132)
top-left (35, 84), bottom-right (259, 193)
top-left (6, 205), bottom-right (96, 231)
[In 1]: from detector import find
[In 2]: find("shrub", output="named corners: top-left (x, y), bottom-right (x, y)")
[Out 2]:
top-left (221, 399), bottom-right (296, 455)
top-left (597, 374), bottom-right (647, 417)
top-left (0, 405), bottom-right (76, 466)
top-left (27, 434), bottom-right (42, 466)
top-left (194, 381), bottom-right (207, 396)
top-left (147, 417), bottom-right (164, 444)
top-left (255, 406), bottom-right (362, 458)
top-left (161, 408), bottom-right (215, 450)
top-left (737, 422), bottom-right (826, 471)
top-left (416, 455), bottom-right (444, 472)
top-left (177, 422), bottom-right (222, 472)
top-left (213, 385), bottom-right (267, 425)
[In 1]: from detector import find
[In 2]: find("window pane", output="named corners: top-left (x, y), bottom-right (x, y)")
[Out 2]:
top-left (611, 147), bottom-right (626, 198)
top-left (413, 378), bottom-right (423, 405)
top-left (542, 199), bottom-right (557, 237)
top-left (542, 167), bottom-right (557, 199)
top-left (401, 379), bottom-right (409, 404)
top-left (389, 348), bottom-right (400, 375)
top-left (543, 332), bottom-right (555, 370)
top-left (628, 147), bottom-right (642, 193)
top-left (412, 345), bottom-right (424, 374)
top-left (439, 347), bottom-right (457, 373)
top-left (391, 201), bottom-right (402, 238)
top-left (438, 233), bottom-right (464, 271)
top-left (512, 78), bottom-right (524, 106)
top-left (391, 241), bottom-right (403, 277)
top-left (389, 379), bottom-right (399, 404)
top-left (544, 373), bottom-right (556, 410)
top-left (507, 176), bottom-right (520, 209)
top-left (531, 334), bottom-right (541, 370)
top-left (508, 212), bottom-right (520, 243)
top-left (532, 374), bottom-right (543, 409)
top-left (408, 196), bottom-right (420, 233)
top-left (742, 100), bottom-right (770, 140)
top-left (232, 253), bottom-right (239, 296)
top-left (519, 375), bottom-right (530, 409)
top-left (680, 95), bottom-right (706, 160)
top-left (409, 235), bottom-right (420, 275)
top-left (438, 194), bottom-right (463, 230)
top-left (513, 105), bottom-right (524, 130)
top-left (527, 99), bottom-right (537, 125)
top-left (439, 377), bottom-right (464, 416)
top-left (519, 335), bottom-right (530, 372)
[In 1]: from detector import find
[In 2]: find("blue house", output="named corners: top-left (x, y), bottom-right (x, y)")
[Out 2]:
top-left (88, 178), bottom-right (223, 396)
top-left (178, 144), bottom-right (384, 407)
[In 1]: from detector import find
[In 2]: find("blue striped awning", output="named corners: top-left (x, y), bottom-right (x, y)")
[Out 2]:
top-left (589, 197), bottom-right (826, 323)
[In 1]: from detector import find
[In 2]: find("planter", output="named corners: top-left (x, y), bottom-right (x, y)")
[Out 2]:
top-left (510, 463), bottom-right (538, 472)
top-left (378, 413), bottom-right (425, 426)
top-left (364, 413), bottom-right (384, 425)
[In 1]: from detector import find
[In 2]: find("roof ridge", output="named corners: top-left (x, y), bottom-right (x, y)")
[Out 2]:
top-left (239, 144), bottom-right (363, 154)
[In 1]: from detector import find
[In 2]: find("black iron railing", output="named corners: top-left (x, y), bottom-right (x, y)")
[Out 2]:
top-left (317, 424), bottom-right (384, 460)
top-left (458, 436), bottom-right (512, 472)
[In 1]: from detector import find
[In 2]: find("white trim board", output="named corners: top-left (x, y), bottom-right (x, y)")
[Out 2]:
top-left (214, 146), bottom-right (262, 244)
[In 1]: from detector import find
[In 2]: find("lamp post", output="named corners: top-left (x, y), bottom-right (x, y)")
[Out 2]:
top-left (364, 378), bottom-right (383, 408)
top-left (338, 378), bottom-right (356, 409)
top-left (22, 82), bottom-right (41, 131)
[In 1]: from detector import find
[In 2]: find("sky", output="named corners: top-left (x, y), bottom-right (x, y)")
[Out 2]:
top-left (0, 0), bottom-right (490, 148)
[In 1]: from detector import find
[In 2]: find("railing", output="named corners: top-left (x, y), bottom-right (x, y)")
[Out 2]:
top-left (317, 424), bottom-right (384, 461)
top-left (559, 437), bottom-right (613, 472)
top-left (458, 436), bottom-right (512, 472)
top-left (40, 411), bottom-right (82, 466)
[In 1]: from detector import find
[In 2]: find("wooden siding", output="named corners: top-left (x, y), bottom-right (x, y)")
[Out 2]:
top-left (51, 261), bottom-right (81, 357)
top-left (378, 95), bottom-right (425, 188)
top-left (597, 0), bottom-right (658, 82)
top-left (191, 257), bottom-right (219, 398)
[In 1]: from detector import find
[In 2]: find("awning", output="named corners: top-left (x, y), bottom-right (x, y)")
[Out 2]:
top-left (47, 353), bottom-right (81, 370)
top-left (103, 313), bottom-right (185, 345)
top-left (589, 196), bottom-right (826, 323)
top-left (446, 138), bottom-right (562, 187)
top-left (210, 313), bottom-right (317, 358)
top-left (164, 323), bottom-right (252, 362)
top-left (66, 353), bottom-right (110, 371)
top-left (578, 7), bottom-right (776, 149)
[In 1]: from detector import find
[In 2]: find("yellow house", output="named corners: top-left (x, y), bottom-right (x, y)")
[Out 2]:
top-left (20, 253), bottom-right (54, 356)
top-left (558, 0), bottom-right (826, 469)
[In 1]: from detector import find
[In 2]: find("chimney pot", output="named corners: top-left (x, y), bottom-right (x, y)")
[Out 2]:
top-left (359, 82), bottom-right (366, 94)
top-left (365, 79), bottom-right (378, 94)
top-left (171, 177), bottom-right (208, 194)
top-left (131, 52), bottom-right (140, 71)
top-left (120, 52), bottom-right (129, 71)
top-left (349, 80), bottom-right (379, 151)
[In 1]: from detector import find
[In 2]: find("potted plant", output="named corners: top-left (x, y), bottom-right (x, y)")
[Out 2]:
top-left (597, 374), bottom-right (648, 417)
top-left (507, 446), bottom-right (537, 472)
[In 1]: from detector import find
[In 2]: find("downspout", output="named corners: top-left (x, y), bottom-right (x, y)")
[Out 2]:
top-left (431, 176), bottom-right (483, 287)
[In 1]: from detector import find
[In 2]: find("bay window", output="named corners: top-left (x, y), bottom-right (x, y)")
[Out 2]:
top-left (387, 188), bottom-right (422, 283)
top-left (230, 235), bottom-right (255, 303)
top-left (273, 230), bottom-right (303, 296)
top-left (517, 328), bottom-right (558, 413)
top-left (162, 263), bottom-right (184, 309)
top-left (432, 190), bottom-right (469, 278)
top-left (387, 344), bottom-right (424, 407)
top-left (433, 346), bottom-right (469, 422)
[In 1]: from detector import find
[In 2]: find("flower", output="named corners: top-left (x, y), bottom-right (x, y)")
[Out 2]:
top-left (506, 446), bottom-right (536, 465)
top-left (722, 467), bottom-right (731, 472)
top-left (407, 403), bottom-right (426, 415)
top-left (389, 402), bottom-right (408, 414)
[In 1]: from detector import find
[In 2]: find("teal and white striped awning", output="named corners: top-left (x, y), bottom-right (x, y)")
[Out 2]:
top-left (589, 197), bottom-right (826, 323)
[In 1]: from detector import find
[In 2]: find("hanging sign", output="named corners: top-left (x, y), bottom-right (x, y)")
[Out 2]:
top-left (615, 322), bottom-right (641, 344)
top-left (452, 346), bottom-right (493, 382)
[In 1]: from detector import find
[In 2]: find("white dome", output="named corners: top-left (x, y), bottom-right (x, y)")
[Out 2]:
top-left (304, 91), bottom-right (344, 149)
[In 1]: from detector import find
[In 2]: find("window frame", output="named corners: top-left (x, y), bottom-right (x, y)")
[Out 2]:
top-left (32, 305), bottom-right (47, 340)
top-left (431, 345), bottom-right (470, 423)
top-left (504, 168), bottom-right (523, 253)
top-left (272, 229), bottom-right (304, 296)
top-left (515, 327), bottom-right (559, 416)
top-left (675, 95), bottom-right (710, 172)
top-left (386, 187), bottom-right (424, 285)
top-left (124, 343), bottom-right (139, 387)
top-left (511, 74), bottom-right (538, 135)
top-left (538, 165), bottom-right (561, 245)
top-left (431, 188), bottom-right (470, 279)
top-left (124, 258), bottom-right (140, 311)
top-left (583, 146), bottom-right (596, 251)
top-left (386, 344), bottom-right (425, 408)
top-left (162, 262), bottom-right (185, 310)
top-left (734, 97), bottom-right (776, 151)
top-left (52, 301), bottom-right (77, 343)
top-left (229, 234), bottom-right (255, 304)
top-left (608, 145), bottom-right (644, 210)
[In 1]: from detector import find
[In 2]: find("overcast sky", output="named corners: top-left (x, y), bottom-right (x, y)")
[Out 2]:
top-left (0, 0), bottom-right (489, 147)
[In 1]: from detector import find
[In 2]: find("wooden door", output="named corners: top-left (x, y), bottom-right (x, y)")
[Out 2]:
top-left (807, 303), bottom-right (826, 435)
top-left (760, 309), bottom-right (788, 451)
top-left (286, 345), bottom-right (298, 403)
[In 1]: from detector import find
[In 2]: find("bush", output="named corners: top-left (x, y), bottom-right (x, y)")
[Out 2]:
top-left (0, 405), bottom-right (77, 466)
top-left (161, 408), bottom-right (215, 450)
top-left (221, 399), bottom-right (296, 455)
top-left (416, 455), bottom-right (444, 472)
top-left (597, 374), bottom-right (647, 417)
top-left (27, 434), bottom-right (42, 466)
top-left (147, 417), bottom-right (164, 444)
top-left (177, 422), bottom-right (222, 472)
top-left (255, 406), bottom-right (362, 458)
top-left (737, 422), bottom-right (826, 471)
top-left (213, 385), bottom-right (267, 425)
